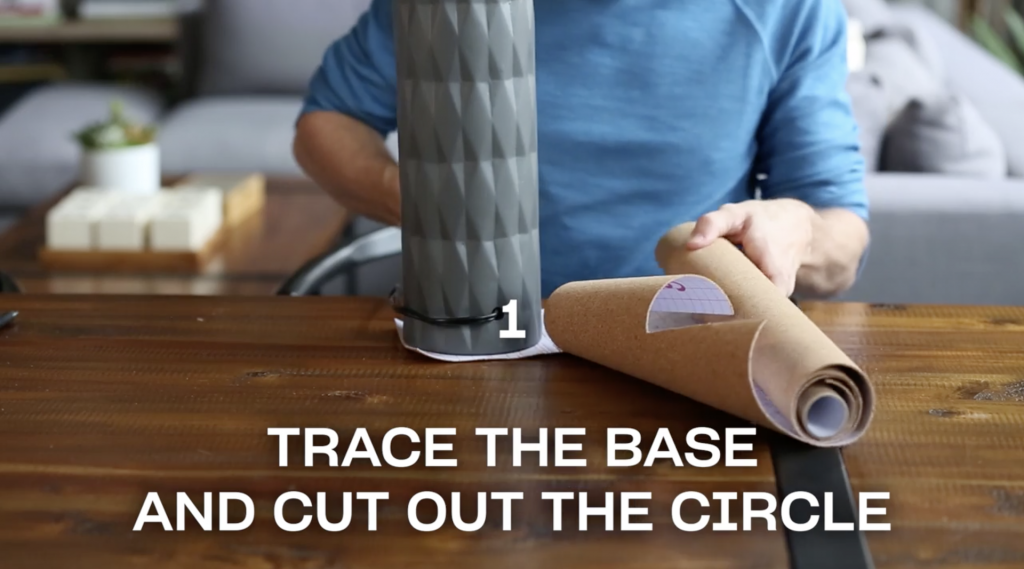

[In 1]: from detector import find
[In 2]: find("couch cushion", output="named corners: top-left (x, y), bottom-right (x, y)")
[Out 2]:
top-left (864, 35), bottom-right (944, 123)
top-left (0, 82), bottom-right (164, 208)
top-left (891, 4), bottom-right (1024, 177)
top-left (882, 94), bottom-right (1007, 178)
top-left (847, 71), bottom-right (889, 171)
top-left (972, 105), bottom-right (1024, 177)
top-left (841, 0), bottom-right (895, 36)
top-left (198, 0), bottom-right (373, 95)
top-left (158, 96), bottom-right (306, 175)
top-left (889, 15), bottom-right (946, 83)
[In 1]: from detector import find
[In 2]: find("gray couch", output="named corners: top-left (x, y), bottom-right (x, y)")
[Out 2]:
top-left (0, 1), bottom-right (1020, 305)
top-left (159, 0), bottom-right (399, 176)
top-left (840, 3), bottom-right (1024, 306)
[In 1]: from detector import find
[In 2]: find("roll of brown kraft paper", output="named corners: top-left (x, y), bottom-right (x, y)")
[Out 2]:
top-left (544, 222), bottom-right (874, 447)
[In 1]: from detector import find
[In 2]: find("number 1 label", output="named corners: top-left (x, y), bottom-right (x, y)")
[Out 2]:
top-left (500, 300), bottom-right (526, 339)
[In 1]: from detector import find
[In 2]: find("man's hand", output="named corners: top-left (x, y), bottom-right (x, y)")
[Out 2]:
top-left (686, 199), bottom-right (869, 298)
top-left (687, 199), bottom-right (814, 296)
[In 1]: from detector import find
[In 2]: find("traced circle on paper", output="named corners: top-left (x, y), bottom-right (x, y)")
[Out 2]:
top-left (646, 275), bottom-right (735, 333)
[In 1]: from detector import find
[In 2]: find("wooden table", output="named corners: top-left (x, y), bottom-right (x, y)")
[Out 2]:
top-left (0, 178), bottom-right (350, 296)
top-left (0, 297), bottom-right (1022, 568)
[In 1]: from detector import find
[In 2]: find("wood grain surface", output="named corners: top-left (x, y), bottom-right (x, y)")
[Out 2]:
top-left (816, 303), bottom-right (1024, 569)
top-left (0, 178), bottom-right (348, 295)
top-left (7, 274), bottom-right (284, 296)
top-left (38, 226), bottom-right (226, 274)
top-left (0, 296), bottom-right (1021, 568)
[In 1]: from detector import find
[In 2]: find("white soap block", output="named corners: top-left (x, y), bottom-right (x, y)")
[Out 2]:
top-left (96, 194), bottom-right (162, 251)
top-left (45, 188), bottom-right (118, 250)
top-left (149, 188), bottom-right (224, 252)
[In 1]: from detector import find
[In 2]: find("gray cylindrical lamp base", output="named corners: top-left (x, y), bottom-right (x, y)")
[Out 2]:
top-left (393, 0), bottom-right (542, 356)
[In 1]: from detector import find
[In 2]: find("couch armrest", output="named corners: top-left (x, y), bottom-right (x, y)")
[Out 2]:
top-left (840, 173), bottom-right (1024, 306)
top-left (891, 4), bottom-right (1024, 177)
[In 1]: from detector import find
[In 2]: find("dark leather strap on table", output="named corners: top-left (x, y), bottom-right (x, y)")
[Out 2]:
top-left (770, 435), bottom-right (875, 569)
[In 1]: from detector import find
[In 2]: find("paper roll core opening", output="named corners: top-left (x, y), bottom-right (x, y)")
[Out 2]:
top-left (801, 391), bottom-right (850, 439)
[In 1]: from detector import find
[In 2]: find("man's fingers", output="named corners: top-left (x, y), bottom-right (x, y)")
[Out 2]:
top-left (755, 253), bottom-right (798, 297)
top-left (739, 224), bottom-right (797, 296)
top-left (769, 271), bottom-right (796, 297)
top-left (686, 201), bottom-right (804, 296)
top-left (750, 251), bottom-right (795, 296)
top-left (687, 205), bottom-right (748, 249)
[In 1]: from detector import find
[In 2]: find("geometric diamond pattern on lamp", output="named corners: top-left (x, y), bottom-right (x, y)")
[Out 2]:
top-left (394, 0), bottom-right (542, 356)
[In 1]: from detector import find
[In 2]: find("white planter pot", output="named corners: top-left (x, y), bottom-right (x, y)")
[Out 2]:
top-left (80, 143), bottom-right (161, 193)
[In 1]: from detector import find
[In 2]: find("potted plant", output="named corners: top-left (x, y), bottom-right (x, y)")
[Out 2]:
top-left (971, 4), bottom-right (1024, 76)
top-left (75, 100), bottom-right (160, 193)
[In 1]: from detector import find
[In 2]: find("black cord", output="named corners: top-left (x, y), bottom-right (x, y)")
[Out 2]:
top-left (389, 287), bottom-right (505, 328)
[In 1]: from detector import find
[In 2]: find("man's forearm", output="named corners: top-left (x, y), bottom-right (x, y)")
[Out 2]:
top-left (293, 111), bottom-right (401, 226)
top-left (796, 208), bottom-right (870, 298)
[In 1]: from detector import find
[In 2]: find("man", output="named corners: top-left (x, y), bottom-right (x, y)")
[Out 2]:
top-left (294, 0), bottom-right (869, 298)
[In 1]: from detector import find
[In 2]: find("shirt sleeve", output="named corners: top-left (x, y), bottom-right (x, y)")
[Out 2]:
top-left (300, 0), bottom-right (398, 137)
top-left (756, 0), bottom-right (870, 221)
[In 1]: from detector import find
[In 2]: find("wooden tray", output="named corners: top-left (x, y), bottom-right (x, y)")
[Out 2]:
top-left (38, 228), bottom-right (225, 274)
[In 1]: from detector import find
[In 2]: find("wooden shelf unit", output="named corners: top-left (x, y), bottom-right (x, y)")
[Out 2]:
top-left (0, 18), bottom-right (179, 44)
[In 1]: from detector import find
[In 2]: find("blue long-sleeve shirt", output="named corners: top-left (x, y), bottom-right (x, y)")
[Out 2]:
top-left (301, 0), bottom-right (868, 297)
